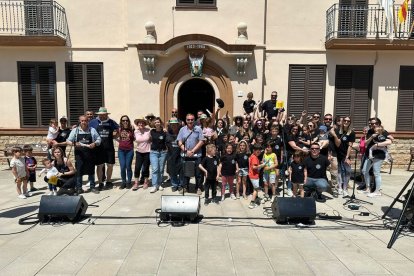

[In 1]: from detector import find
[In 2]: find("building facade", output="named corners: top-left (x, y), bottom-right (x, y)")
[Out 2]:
top-left (0, 0), bottom-right (413, 165)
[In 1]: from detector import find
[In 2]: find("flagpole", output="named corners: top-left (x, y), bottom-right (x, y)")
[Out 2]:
top-left (409, 20), bottom-right (414, 39)
top-left (393, 0), bottom-right (398, 38)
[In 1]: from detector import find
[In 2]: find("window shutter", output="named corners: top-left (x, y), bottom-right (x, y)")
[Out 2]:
top-left (396, 66), bottom-right (414, 131)
top-left (335, 65), bottom-right (372, 130)
top-left (338, 0), bottom-right (367, 38)
top-left (176, 0), bottom-right (216, 7)
top-left (66, 63), bottom-right (104, 125)
top-left (288, 65), bottom-right (326, 118)
top-left (288, 66), bottom-right (306, 117)
top-left (18, 62), bottom-right (56, 127)
top-left (24, 0), bottom-right (54, 35)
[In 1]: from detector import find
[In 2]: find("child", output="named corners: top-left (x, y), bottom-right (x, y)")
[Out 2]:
top-left (218, 143), bottom-right (237, 201)
top-left (236, 140), bottom-right (250, 199)
top-left (312, 125), bottom-right (329, 156)
top-left (288, 151), bottom-right (306, 198)
top-left (10, 147), bottom-right (29, 199)
top-left (369, 126), bottom-right (388, 160)
top-left (243, 92), bottom-right (256, 115)
top-left (23, 145), bottom-right (38, 192)
top-left (261, 142), bottom-right (278, 203)
top-left (46, 118), bottom-right (59, 147)
top-left (38, 158), bottom-right (59, 195)
top-left (248, 144), bottom-right (266, 208)
top-left (199, 144), bottom-right (220, 205)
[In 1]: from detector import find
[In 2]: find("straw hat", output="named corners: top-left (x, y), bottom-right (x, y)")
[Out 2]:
top-left (96, 107), bottom-right (110, 115)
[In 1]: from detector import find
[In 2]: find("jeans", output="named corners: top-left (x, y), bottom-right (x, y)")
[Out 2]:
top-left (150, 150), bottom-right (167, 188)
top-left (362, 158), bottom-right (383, 192)
top-left (76, 174), bottom-right (95, 190)
top-left (170, 174), bottom-right (180, 188)
top-left (118, 149), bottom-right (134, 184)
top-left (338, 160), bottom-right (352, 190)
top-left (305, 177), bottom-right (329, 193)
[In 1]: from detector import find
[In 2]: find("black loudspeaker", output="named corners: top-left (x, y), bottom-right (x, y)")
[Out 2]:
top-left (159, 195), bottom-right (200, 222)
top-left (271, 197), bottom-right (316, 223)
top-left (38, 195), bottom-right (88, 222)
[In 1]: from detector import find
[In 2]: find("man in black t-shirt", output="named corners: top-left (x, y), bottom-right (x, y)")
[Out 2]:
top-left (304, 143), bottom-right (330, 202)
top-left (260, 91), bottom-right (283, 120)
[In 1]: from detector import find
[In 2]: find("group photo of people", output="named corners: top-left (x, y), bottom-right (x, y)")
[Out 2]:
top-left (10, 91), bottom-right (393, 209)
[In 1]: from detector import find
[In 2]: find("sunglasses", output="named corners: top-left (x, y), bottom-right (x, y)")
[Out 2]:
top-left (344, 119), bottom-right (351, 122)
top-left (313, 116), bottom-right (320, 119)
top-left (121, 119), bottom-right (129, 122)
top-left (172, 111), bottom-right (178, 114)
top-left (324, 118), bottom-right (332, 121)
top-left (186, 119), bottom-right (194, 122)
top-left (307, 125), bottom-right (313, 127)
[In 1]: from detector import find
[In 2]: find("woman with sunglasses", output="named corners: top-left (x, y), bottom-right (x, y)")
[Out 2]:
top-left (331, 116), bottom-right (355, 198)
top-left (117, 115), bottom-right (135, 189)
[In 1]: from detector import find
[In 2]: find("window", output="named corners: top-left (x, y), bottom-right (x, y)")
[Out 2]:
top-left (65, 63), bottom-right (104, 125)
top-left (18, 62), bottom-right (57, 127)
top-left (338, 0), bottom-right (368, 38)
top-left (176, 0), bottom-right (216, 8)
top-left (24, 0), bottom-right (54, 35)
top-left (287, 65), bottom-right (326, 118)
top-left (334, 65), bottom-right (372, 130)
top-left (396, 66), bottom-right (414, 131)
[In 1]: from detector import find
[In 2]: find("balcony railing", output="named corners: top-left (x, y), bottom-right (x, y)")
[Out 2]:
top-left (326, 3), bottom-right (413, 42)
top-left (0, 1), bottom-right (67, 42)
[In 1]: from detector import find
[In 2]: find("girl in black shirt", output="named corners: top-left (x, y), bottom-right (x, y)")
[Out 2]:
top-left (218, 143), bottom-right (237, 201)
top-left (235, 140), bottom-right (250, 199)
top-left (289, 151), bottom-right (305, 198)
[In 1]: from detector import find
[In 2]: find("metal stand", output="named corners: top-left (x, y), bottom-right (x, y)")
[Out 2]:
top-left (343, 148), bottom-right (373, 206)
top-left (382, 173), bottom-right (414, 249)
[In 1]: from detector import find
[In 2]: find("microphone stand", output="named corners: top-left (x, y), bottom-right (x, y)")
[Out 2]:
top-left (280, 126), bottom-right (289, 197)
top-left (343, 147), bottom-right (373, 206)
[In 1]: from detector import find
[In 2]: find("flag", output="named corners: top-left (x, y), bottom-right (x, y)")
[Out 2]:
top-left (378, 0), bottom-right (395, 41)
top-left (398, 0), bottom-right (409, 23)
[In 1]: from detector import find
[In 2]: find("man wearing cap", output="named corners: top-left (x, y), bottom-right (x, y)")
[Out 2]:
top-left (146, 113), bottom-right (156, 128)
top-left (177, 113), bottom-right (205, 193)
top-left (67, 115), bottom-right (101, 194)
top-left (166, 117), bottom-right (182, 191)
top-left (89, 107), bottom-right (119, 190)
top-left (260, 91), bottom-right (283, 121)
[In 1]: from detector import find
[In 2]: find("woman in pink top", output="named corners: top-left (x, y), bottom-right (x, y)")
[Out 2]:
top-left (133, 117), bottom-right (151, 190)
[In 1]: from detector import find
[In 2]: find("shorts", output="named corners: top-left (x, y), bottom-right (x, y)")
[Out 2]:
top-left (28, 172), bottom-right (36, 182)
top-left (263, 173), bottom-right (276, 184)
top-left (14, 176), bottom-right (27, 183)
top-left (238, 168), bottom-right (248, 177)
top-left (95, 147), bottom-right (116, 165)
top-left (292, 182), bottom-right (304, 187)
top-left (250, 178), bottom-right (260, 189)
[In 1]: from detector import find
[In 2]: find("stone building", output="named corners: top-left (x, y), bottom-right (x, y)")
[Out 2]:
top-left (0, 0), bottom-right (413, 167)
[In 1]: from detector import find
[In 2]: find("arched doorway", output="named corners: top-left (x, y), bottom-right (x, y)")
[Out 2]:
top-left (177, 79), bottom-right (214, 121)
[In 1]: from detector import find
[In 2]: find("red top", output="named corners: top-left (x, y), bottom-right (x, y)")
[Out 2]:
top-left (359, 136), bottom-right (366, 157)
top-left (118, 128), bottom-right (135, 151)
top-left (249, 154), bottom-right (260, 179)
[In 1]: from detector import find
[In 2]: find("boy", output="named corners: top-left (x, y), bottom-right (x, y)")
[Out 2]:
top-left (248, 144), bottom-right (266, 208)
top-left (243, 92), bottom-right (256, 115)
top-left (23, 145), bottom-right (38, 192)
top-left (261, 143), bottom-right (278, 203)
top-left (38, 159), bottom-right (60, 195)
top-left (199, 144), bottom-right (220, 205)
top-left (10, 147), bottom-right (30, 199)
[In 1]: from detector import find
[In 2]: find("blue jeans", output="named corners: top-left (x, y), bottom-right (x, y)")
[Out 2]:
top-left (305, 177), bottom-right (329, 193)
top-left (150, 150), bottom-right (167, 188)
top-left (118, 149), bottom-right (134, 184)
top-left (338, 160), bottom-right (352, 190)
top-left (362, 158), bottom-right (383, 192)
top-left (76, 174), bottom-right (95, 190)
top-left (170, 174), bottom-right (180, 188)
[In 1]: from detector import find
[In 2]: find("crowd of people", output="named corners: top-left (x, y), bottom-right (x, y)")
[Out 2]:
top-left (9, 91), bottom-right (393, 208)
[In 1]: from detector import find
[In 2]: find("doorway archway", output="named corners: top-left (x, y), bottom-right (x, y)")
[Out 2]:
top-left (177, 79), bottom-right (214, 121)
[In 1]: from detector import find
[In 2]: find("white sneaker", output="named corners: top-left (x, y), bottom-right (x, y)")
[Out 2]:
top-left (150, 187), bottom-right (158, 193)
top-left (53, 191), bottom-right (57, 196)
top-left (342, 190), bottom-right (349, 197)
top-left (338, 189), bottom-right (343, 196)
top-left (158, 186), bottom-right (164, 191)
top-left (48, 191), bottom-right (54, 195)
top-left (261, 196), bottom-right (269, 204)
top-left (221, 195), bottom-right (225, 201)
top-left (18, 194), bottom-right (27, 199)
top-left (25, 192), bottom-right (32, 197)
top-left (367, 192), bottom-right (382, 198)
top-left (230, 194), bottom-right (236, 200)
top-left (270, 196), bottom-right (275, 203)
top-left (287, 189), bottom-right (293, 197)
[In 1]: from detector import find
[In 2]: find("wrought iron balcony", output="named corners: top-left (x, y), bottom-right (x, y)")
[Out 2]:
top-left (326, 3), bottom-right (414, 50)
top-left (0, 0), bottom-right (67, 46)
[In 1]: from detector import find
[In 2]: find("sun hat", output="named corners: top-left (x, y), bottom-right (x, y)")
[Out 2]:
top-left (145, 113), bottom-right (155, 119)
top-left (200, 114), bottom-right (208, 119)
top-left (96, 107), bottom-right (110, 115)
top-left (169, 118), bottom-right (180, 124)
top-left (134, 117), bottom-right (148, 125)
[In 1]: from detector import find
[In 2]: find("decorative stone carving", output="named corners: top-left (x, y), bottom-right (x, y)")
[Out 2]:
top-left (235, 22), bottom-right (248, 44)
top-left (236, 56), bottom-right (248, 75)
top-left (144, 21), bottom-right (156, 43)
top-left (143, 55), bottom-right (156, 74)
top-left (185, 44), bottom-right (209, 77)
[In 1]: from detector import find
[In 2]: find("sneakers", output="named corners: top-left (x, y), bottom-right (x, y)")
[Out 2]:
top-left (197, 188), bottom-right (202, 195)
top-left (236, 193), bottom-right (240, 199)
top-left (230, 194), bottom-right (236, 200)
top-left (204, 199), bottom-right (210, 206)
top-left (105, 182), bottom-right (113, 190)
top-left (76, 188), bottom-right (84, 195)
top-left (367, 192), bottom-right (382, 198)
top-left (243, 194), bottom-right (248, 200)
top-left (91, 188), bottom-right (100, 194)
top-left (338, 189), bottom-right (343, 196)
top-left (98, 183), bottom-right (104, 191)
top-left (221, 195), bottom-right (225, 201)
top-left (171, 186), bottom-right (178, 192)
top-left (120, 182), bottom-right (126, 190)
top-left (132, 183), bottom-right (139, 191)
top-left (25, 192), bottom-right (32, 197)
top-left (48, 191), bottom-right (54, 196)
top-left (18, 194), bottom-right (27, 199)
top-left (29, 187), bottom-right (38, 192)
top-left (342, 190), bottom-right (349, 198)
top-left (150, 187), bottom-right (158, 193)
top-left (261, 195), bottom-right (269, 204)
top-left (248, 201), bottom-right (258, 209)
top-left (286, 189), bottom-right (293, 197)
top-left (357, 190), bottom-right (370, 194)
top-left (270, 196), bottom-right (275, 203)
top-left (158, 186), bottom-right (164, 191)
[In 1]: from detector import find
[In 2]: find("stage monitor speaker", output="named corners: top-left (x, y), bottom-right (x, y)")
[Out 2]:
top-left (38, 195), bottom-right (88, 222)
top-left (271, 197), bottom-right (316, 223)
top-left (160, 195), bottom-right (200, 222)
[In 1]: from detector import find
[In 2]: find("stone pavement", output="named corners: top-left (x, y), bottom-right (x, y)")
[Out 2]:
top-left (0, 165), bottom-right (414, 276)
